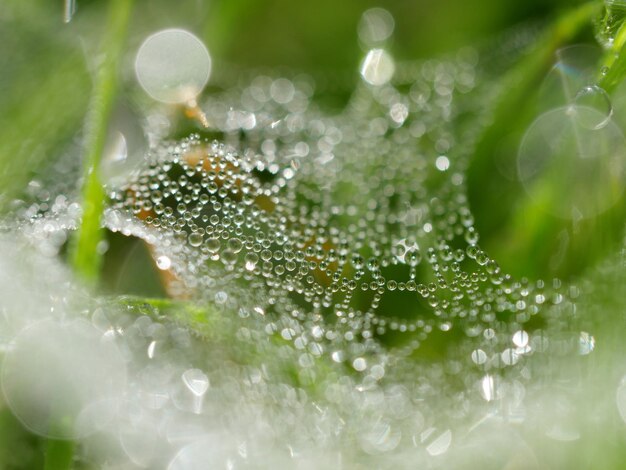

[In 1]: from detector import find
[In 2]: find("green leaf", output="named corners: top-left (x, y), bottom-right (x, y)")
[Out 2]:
top-left (44, 439), bottom-right (74, 470)
top-left (69, 0), bottom-right (134, 286)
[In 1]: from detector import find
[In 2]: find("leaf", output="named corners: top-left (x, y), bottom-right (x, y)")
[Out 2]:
top-left (69, 0), bottom-right (134, 286)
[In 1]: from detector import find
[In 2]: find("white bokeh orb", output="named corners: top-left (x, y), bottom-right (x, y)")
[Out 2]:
top-left (135, 28), bottom-right (211, 104)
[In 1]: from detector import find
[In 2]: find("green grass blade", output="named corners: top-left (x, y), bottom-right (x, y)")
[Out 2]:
top-left (44, 438), bottom-right (75, 470)
top-left (70, 0), bottom-right (134, 286)
top-left (599, 15), bottom-right (626, 92)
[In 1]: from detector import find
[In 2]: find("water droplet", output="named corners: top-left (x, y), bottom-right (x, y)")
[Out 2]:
top-left (100, 105), bottom-right (147, 186)
top-left (135, 29), bottom-right (211, 104)
top-left (501, 348), bottom-right (520, 366)
top-left (471, 349), bottom-right (487, 365)
top-left (245, 252), bottom-right (259, 271)
top-left (104, 131), bottom-right (128, 164)
top-left (360, 49), bottom-right (395, 86)
top-left (512, 330), bottom-right (529, 348)
top-left (358, 8), bottom-right (395, 45)
top-left (331, 351), bottom-right (345, 363)
top-left (221, 249), bottom-right (238, 266)
top-left (228, 238), bottom-right (243, 253)
top-left (573, 85), bottom-right (613, 129)
top-left (435, 156), bottom-right (450, 171)
top-left (64, 0), bottom-right (76, 23)
top-left (206, 238), bottom-right (220, 253)
top-left (480, 375), bottom-right (495, 401)
top-left (270, 78), bottom-right (295, 104)
top-left (352, 357), bottom-right (367, 371)
top-left (156, 255), bottom-right (172, 270)
top-left (188, 232), bottom-right (203, 247)
top-left (182, 369), bottom-right (209, 397)
top-left (578, 331), bottom-right (595, 355)
top-left (389, 102), bottom-right (408, 125)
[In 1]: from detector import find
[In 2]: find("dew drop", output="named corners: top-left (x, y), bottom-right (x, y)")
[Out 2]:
top-left (471, 349), bottom-right (487, 365)
top-left (501, 348), bottom-right (520, 366)
top-left (245, 252), bottom-right (259, 271)
top-left (512, 330), bottom-right (529, 348)
top-left (389, 102), bottom-right (408, 125)
top-left (435, 156), bottom-right (450, 171)
top-left (360, 49), bottom-right (395, 86)
top-left (578, 331), bottom-right (595, 355)
top-left (480, 374), bottom-right (495, 402)
top-left (188, 232), bottom-right (203, 247)
top-left (63, 0), bottom-right (76, 23)
top-left (103, 131), bottom-right (128, 164)
top-left (182, 369), bottom-right (210, 397)
top-left (573, 85), bottom-right (613, 129)
top-left (135, 29), bottom-right (211, 104)
top-left (352, 357), bottom-right (367, 371)
top-left (358, 8), bottom-right (395, 45)
top-left (156, 255), bottom-right (172, 270)
top-left (206, 238), bottom-right (220, 253)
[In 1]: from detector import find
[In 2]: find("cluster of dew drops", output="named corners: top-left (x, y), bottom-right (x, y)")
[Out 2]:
top-left (5, 6), bottom-right (610, 467)
top-left (106, 4), bottom-right (594, 420)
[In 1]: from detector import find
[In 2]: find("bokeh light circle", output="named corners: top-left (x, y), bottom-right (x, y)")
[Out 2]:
top-left (135, 28), bottom-right (211, 104)
top-left (517, 106), bottom-right (626, 220)
top-left (1, 318), bottom-right (127, 439)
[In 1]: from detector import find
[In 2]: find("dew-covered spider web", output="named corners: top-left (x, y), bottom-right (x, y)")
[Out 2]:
top-left (1, 8), bottom-right (622, 469)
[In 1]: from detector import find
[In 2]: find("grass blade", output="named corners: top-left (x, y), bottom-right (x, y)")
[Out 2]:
top-left (70, 0), bottom-right (134, 286)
